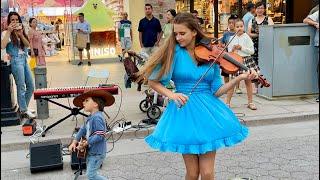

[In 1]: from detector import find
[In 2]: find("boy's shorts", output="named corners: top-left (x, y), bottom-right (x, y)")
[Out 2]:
top-left (120, 37), bottom-right (132, 50)
top-left (78, 43), bottom-right (90, 51)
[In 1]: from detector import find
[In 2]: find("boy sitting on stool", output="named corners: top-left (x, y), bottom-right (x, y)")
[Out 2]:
top-left (69, 89), bottom-right (115, 180)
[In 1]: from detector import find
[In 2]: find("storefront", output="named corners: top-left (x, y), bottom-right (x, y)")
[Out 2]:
top-left (176, 0), bottom-right (214, 34)
top-left (175, 0), bottom-right (317, 37)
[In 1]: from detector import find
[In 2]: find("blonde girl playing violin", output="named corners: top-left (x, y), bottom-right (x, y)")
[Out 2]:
top-left (226, 19), bottom-right (260, 110)
top-left (139, 13), bottom-right (258, 180)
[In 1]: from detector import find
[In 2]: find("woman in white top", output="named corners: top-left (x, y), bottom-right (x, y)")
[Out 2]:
top-left (226, 19), bottom-right (260, 110)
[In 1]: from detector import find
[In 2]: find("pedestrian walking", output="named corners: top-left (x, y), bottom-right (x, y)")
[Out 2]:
top-left (138, 3), bottom-right (162, 56)
top-left (75, 13), bottom-right (92, 66)
top-left (118, 12), bottom-right (132, 62)
top-left (242, 2), bottom-right (255, 33)
top-left (139, 13), bottom-right (258, 179)
top-left (28, 18), bottom-right (46, 66)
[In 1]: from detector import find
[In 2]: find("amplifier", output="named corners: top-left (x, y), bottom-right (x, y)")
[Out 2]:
top-left (70, 150), bottom-right (86, 170)
top-left (29, 139), bottom-right (63, 173)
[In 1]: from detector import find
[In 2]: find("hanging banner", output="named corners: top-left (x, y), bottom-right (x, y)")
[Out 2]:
top-left (10, 0), bottom-right (85, 16)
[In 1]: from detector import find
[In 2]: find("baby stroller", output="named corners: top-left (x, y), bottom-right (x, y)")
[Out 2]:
top-left (139, 89), bottom-right (165, 120)
top-left (139, 80), bottom-right (175, 120)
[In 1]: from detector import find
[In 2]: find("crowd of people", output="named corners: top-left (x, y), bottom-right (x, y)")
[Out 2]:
top-left (0, 12), bottom-right (64, 119)
top-left (1, 2), bottom-right (318, 180)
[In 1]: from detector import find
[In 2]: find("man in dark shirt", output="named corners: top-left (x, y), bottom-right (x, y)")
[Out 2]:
top-left (191, 10), bottom-right (204, 26)
top-left (138, 3), bottom-right (162, 56)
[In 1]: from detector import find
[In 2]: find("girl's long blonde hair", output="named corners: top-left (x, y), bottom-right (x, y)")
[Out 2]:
top-left (138, 12), bottom-right (209, 82)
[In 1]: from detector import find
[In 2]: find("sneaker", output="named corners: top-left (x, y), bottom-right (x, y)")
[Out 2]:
top-left (22, 110), bottom-right (36, 119)
top-left (235, 88), bottom-right (242, 94)
top-left (316, 97), bottom-right (319, 102)
top-left (29, 109), bottom-right (36, 113)
top-left (118, 55), bottom-right (123, 62)
top-left (78, 61), bottom-right (83, 66)
top-left (88, 61), bottom-right (91, 66)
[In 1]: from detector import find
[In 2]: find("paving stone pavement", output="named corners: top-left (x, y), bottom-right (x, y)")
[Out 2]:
top-left (1, 134), bottom-right (318, 180)
top-left (104, 135), bottom-right (319, 180)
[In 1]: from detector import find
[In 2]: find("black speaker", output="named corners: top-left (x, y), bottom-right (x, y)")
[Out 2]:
top-left (70, 151), bottom-right (86, 170)
top-left (29, 139), bottom-right (63, 173)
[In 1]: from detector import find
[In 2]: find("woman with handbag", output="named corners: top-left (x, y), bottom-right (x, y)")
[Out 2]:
top-left (28, 18), bottom-right (46, 66)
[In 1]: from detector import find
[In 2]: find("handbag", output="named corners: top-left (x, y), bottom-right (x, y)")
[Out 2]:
top-left (28, 48), bottom-right (39, 56)
top-left (28, 56), bottom-right (37, 71)
top-left (75, 32), bottom-right (87, 49)
top-left (123, 56), bottom-right (143, 91)
top-left (123, 56), bottom-right (139, 77)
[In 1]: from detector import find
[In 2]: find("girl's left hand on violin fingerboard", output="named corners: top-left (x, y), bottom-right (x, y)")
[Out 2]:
top-left (235, 44), bottom-right (242, 50)
top-left (239, 69), bottom-right (258, 81)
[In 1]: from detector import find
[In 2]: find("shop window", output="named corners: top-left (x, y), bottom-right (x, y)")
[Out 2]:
top-left (176, 0), bottom-right (190, 13)
top-left (193, 0), bottom-right (214, 34)
top-left (266, 0), bottom-right (286, 24)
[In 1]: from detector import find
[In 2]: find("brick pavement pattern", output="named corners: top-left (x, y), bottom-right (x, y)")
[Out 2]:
top-left (1, 135), bottom-right (318, 180)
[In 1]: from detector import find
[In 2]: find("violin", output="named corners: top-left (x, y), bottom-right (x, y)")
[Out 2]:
top-left (194, 38), bottom-right (270, 88)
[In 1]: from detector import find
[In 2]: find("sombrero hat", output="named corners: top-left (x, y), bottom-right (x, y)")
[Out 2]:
top-left (73, 89), bottom-right (115, 108)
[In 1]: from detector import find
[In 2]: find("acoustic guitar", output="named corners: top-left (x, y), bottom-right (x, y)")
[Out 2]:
top-left (76, 137), bottom-right (88, 159)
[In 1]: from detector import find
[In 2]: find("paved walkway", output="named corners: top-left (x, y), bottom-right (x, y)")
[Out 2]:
top-left (1, 49), bottom-right (319, 151)
top-left (1, 121), bottom-right (319, 180)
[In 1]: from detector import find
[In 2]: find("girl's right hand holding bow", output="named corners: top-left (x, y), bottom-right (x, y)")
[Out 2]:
top-left (168, 93), bottom-right (189, 108)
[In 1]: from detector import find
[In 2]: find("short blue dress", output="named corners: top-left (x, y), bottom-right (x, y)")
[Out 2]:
top-left (145, 45), bottom-right (249, 154)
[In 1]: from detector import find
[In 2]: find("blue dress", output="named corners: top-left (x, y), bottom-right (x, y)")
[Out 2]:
top-left (145, 45), bottom-right (249, 154)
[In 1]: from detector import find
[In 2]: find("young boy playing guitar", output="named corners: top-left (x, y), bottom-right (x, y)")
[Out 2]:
top-left (69, 89), bottom-right (115, 180)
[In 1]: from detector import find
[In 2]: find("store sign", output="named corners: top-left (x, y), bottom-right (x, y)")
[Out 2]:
top-left (90, 46), bottom-right (116, 57)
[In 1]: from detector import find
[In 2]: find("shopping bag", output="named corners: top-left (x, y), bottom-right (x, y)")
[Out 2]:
top-left (28, 56), bottom-right (36, 71)
top-left (75, 32), bottom-right (87, 49)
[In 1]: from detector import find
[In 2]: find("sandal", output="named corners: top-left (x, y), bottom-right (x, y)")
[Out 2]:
top-left (247, 103), bottom-right (257, 110)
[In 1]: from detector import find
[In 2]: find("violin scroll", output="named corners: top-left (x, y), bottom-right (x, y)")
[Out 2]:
top-left (252, 75), bottom-right (270, 88)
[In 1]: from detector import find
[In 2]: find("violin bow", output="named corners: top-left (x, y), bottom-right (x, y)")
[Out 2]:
top-left (189, 30), bottom-right (240, 95)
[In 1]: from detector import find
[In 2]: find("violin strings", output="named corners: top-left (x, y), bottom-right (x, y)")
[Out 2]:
top-left (190, 30), bottom-right (240, 95)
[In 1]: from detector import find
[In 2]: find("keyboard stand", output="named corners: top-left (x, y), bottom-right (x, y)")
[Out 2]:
top-left (41, 98), bottom-right (88, 137)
